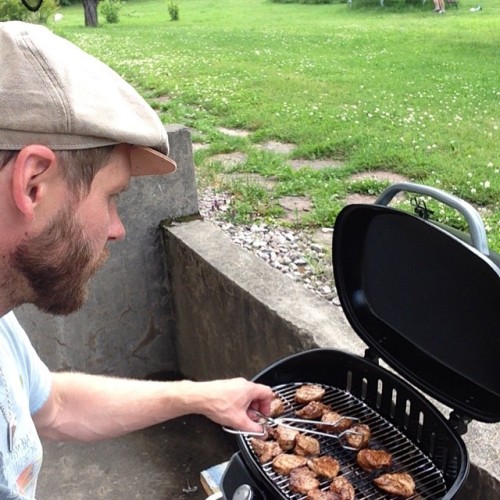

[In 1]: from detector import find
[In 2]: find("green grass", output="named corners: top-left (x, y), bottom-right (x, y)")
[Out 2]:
top-left (51, 0), bottom-right (500, 251)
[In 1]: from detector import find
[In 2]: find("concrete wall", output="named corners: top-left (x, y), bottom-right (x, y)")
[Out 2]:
top-left (15, 124), bottom-right (198, 378)
top-left (163, 219), bottom-right (500, 498)
top-left (163, 219), bottom-right (365, 381)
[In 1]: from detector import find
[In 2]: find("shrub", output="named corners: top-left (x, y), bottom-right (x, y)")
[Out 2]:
top-left (0, 0), bottom-right (25, 21)
top-left (0, 0), bottom-right (58, 23)
top-left (99, 0), bottom-right (122, 23)
top-left (168, 0), bottom-right (179, 20)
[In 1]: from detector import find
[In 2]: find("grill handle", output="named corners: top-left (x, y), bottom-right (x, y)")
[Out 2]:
top-left (376, 182), bottom-right (490, 256)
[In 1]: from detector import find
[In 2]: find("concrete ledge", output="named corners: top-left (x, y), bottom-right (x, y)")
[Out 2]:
top-left (163, 219), bottom-right (499, 498)
top-left (163, 220), bottom-right (366, 380)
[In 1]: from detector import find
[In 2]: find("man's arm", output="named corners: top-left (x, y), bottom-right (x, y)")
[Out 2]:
top-left (33, 372), bottom-right (274, 442)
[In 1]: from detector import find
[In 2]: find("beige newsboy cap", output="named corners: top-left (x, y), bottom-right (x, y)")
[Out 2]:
top-left (0, 21), bottom-right (176, 176)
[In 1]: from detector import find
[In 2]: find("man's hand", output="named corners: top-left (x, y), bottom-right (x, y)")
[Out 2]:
top-left (187, 378), bottom-right (274, 434)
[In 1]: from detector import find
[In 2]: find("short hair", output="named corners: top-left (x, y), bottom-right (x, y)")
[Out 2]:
top-left (0, 146), bottom-right (115, 197)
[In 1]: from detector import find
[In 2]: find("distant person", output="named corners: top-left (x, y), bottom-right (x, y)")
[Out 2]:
top-left (0, 21), bottom-right (274, 499)
top-left (433, 0), bottom-right (446, 13)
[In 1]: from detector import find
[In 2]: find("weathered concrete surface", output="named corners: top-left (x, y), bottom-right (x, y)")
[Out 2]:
top-left (15, 125), bottom-right (199, 378)
top-left (38, 415), bottom-right (237, 500)
top-left (164, 219), bottom-right (500, 497)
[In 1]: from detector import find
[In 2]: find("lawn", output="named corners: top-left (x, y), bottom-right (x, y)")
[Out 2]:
top-left (50, 0), bottom-right (499, 251)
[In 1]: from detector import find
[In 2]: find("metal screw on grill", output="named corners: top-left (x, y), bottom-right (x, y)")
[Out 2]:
top-left (232, 484), bottom-right (254, 499)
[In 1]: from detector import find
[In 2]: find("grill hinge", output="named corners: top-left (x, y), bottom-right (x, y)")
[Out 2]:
top-left (411, 197), bottom-right (434, 220)
top-left (364, 347), bottom-right (380, 365)
top-left (449, 411), bottom-right (472, 436)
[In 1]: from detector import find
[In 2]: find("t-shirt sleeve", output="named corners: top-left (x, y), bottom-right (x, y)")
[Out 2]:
top-left (2, 313), bottom-right (52, 415)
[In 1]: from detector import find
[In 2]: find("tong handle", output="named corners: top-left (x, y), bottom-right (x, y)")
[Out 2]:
top-left (274, 415), bottom-right (359, 427)
top-left (222, 411), bottom-right (270, 437)
top-left (223, 412), bottom-right (363, 451)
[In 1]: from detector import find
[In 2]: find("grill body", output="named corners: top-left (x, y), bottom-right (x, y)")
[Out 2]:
top-left (222, 348), bottom-right (468, 499)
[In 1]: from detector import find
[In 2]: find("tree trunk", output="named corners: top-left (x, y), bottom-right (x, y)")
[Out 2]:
top-left (82, 0), bottom-right (98, 27)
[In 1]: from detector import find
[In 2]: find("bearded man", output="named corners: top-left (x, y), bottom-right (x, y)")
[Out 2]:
top-left (0, 21), bottom-right (273, 499)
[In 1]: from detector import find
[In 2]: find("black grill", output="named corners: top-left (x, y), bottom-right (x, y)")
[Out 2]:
top-left (221, 185), bottom-right (500, 500)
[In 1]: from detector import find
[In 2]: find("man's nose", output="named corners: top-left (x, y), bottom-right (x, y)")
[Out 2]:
top-left (108, 210), bottom-right (126, 241)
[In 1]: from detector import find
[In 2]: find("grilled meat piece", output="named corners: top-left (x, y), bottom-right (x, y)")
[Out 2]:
top-left (307, 455), bottom-right (340, 479)
top-left (345, 423), bottom-right (371, 449)
top-left (357, 449), bottom-right (393, 472)
top-left (374, 472), bottom-right (416, 498)
top-left (295, 384), bottom-right (326, 404)
top-left (318, 410), bottom-right (353, 433)
top-left (270, 395), bottom-right (286, 417)
top-left (307, 489), bottom-right (341, 500)
top-left (295, 433), bottom-right (321, 456)
top-left (330, 476), bottom-right (356, 500)
top-left (289, 466), bottom-right (320, 495)
top-left (272, 453), bottom-right (308, 475)
top-left (272, 425), bottom-right (300, 451)
top-left (296, 401), bottom-right (330, 419)
top-left (250, 438), bottom-right (282, 463)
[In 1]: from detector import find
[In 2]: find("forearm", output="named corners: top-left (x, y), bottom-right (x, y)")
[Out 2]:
top-left (34, 372), bottom-right (273, 442)
top-left (36, 372), bottom-right (197, 442)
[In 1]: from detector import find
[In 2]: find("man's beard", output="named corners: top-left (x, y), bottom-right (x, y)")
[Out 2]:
top-left (12, 206), bottom-right (109, 315)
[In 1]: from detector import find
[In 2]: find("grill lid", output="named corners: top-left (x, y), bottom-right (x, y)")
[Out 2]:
top-left (332, 184), bottom-right (500, 423)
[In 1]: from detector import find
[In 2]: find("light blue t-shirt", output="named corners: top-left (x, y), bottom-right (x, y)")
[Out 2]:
top-left (0, 312), bottom-right (51, 499)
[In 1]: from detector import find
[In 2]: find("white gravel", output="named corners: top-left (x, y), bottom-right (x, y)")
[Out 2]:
top-left (198, 188), bottom-right (339, 306)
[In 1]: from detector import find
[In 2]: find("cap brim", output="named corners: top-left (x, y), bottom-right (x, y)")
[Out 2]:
top-left (129, 146), bottom-right (177, 176)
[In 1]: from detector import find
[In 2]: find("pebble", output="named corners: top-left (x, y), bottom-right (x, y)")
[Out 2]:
top-left (198, 188), bottom-right (339, 305)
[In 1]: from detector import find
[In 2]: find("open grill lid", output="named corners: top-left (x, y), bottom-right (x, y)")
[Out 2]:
top-left (332, 183), bottom-right (500, 424)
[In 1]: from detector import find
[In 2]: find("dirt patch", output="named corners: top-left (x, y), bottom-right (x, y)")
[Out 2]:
top-left (349, 170), bottom-right (409, 184)
top-left (256, 141), bottom-right (296, 155)
top-left (344, 193), bottom-right (378, 205)
top-left (222, 173), bottom-right (278, 190)
top-left (310, 227), bottom-right (334, 248)
top-left (288, 159), bottom-right (344, 171)
top-left (208, 152), bottom-right (247, 168)
top-left (278, 196), bottom-right (313, 222)
top-left (217, 127), bottom-right (251, 138)
top-left (192, 143), bottom-right (210, 152)
top-left (346, 171), bottom-right (410, 205)
top-left (150, 95), bottom-right (171, 105)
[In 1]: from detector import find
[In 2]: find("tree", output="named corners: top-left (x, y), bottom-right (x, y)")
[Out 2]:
top-left (82, 0), bottom-right (98, 26)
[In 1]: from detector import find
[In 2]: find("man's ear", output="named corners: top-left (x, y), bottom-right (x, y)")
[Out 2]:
top-left (11, 145), bottom-right (58, 220)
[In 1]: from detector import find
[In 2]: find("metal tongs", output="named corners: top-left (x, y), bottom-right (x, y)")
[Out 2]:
top-left (223, 411), bottom-right (363, 451)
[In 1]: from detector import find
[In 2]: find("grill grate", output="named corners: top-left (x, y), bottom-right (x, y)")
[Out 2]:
top-left (244, 382), bottom-right (448, 500)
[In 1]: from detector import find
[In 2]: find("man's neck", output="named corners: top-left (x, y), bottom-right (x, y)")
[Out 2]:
top-left (0, 260), bottom-right (25, 317)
